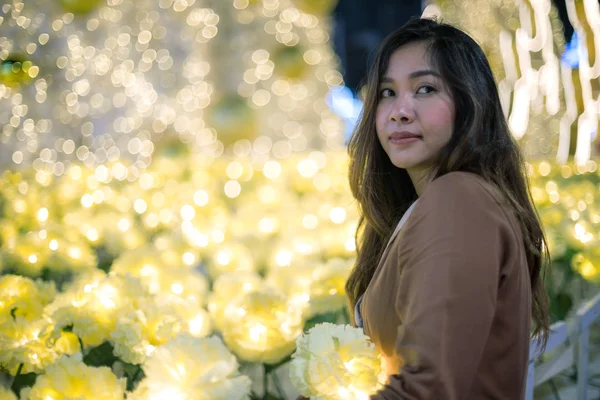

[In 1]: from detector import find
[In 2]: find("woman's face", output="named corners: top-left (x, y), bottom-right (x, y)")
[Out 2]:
top-left (375, 42), bottom-right (455, 175)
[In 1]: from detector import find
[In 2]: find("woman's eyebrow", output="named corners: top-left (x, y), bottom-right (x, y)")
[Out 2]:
top-left (380, 69), bottom-right (442, 83)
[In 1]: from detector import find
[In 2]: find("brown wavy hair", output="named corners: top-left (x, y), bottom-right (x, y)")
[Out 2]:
top-left (345, 18), bottom-right (550, 348)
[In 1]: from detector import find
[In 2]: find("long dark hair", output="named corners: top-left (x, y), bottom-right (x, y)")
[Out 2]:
top-left (345, 18), bottom-right (550, 347)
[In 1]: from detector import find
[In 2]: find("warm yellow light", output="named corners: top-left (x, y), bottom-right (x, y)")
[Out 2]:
top-left (171, 283), bottom-right (184, 295)
top-left (212, 230), bottom-right (225, 243)
top-left (275, 250), bottom-right (293, 267)
top-left (574, 223), bottom-right (594, 243)
top-left (182, 252), bottom-right (195, 266)
top-left (302, 214), bottom-right (318, 229)
top-left (49, 240), bottom-right (59, 251)
top-left (345, 237), bottom-right (356, 252)
top-left (86, 228), bottom-right (99, 241)
top-left (117, 218), bottom-right (131, 232)
top-left (28, 254), bottom-right (38, 264)
top-left (140, 264), bottom-right (157, 277)
top-left (249, 323), bottom-right (267, 342)
top-left (258, 217), bottom-right (278, 234)
top-left (193, 190), bottom-right (209, 206)
top-left (224, 180), bottom-right (242, 198)
top-left (581, 263), bottom-right (596, 278)
top-left (81, 194), bottom-right (94, 208)
top-left (134, 199), bottom-right (147, 214)
top-left (217, 251), bottom-right (232, 266)
top-left (329, 207), bottom-right (346, 224)
top-left (297, 158), bottom-right (318, 178)
top-left (180, 204), bottom-right (196, 221)
top-left (226, 161), bottom-right (244, 180)
top-left (37, 207), bottom-right (49, 222)
top-left (96, 284), bottom-right (117, 309)
top-left (263, 160), bottom-right (282, 179)
top-left (189, 314), bottom-right (206, 336)
top-left (67, 247), bottom-right (82, 260)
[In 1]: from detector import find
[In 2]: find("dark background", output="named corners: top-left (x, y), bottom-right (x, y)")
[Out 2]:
top-left (331, 0), bottom-right (577, 94)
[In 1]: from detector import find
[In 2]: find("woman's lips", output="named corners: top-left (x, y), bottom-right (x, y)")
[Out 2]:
top-left (389, 134), bottom-right (422, 145)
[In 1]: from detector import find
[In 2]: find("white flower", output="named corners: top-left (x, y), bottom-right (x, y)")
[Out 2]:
top-left (20, 353), bottom-right (126, 400)
top-left (290, 323), bottom-right (386, 400)
top-left (221, 289), bottom-right (304, 364)
top-left (131, 334), bottom-right (251, 400)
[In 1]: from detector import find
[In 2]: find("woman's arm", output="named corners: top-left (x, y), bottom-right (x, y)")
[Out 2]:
top-left (371, 173), bottom-right (513, 400)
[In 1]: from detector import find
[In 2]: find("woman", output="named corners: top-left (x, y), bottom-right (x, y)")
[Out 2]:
top-left (346, 18), bottom-right (550, 399)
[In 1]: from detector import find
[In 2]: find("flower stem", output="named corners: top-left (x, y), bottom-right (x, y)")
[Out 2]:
top-left (77, 336), bottom-right (84, 353)
top-left (263, 364), bottom-right (269, 399)
top-left (9, 363), bottom-right (24, 391)
top-left (272, 369), bottom-right (286, 399)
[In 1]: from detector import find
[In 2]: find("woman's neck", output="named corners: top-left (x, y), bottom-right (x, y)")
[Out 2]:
top-left (407, 168), bottom-right (434, 196)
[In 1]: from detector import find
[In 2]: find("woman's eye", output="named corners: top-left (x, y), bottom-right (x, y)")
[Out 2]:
top-left (380, 88), bottom-right (394, 98)
top-left (416, 85), bottom-right (436, 94)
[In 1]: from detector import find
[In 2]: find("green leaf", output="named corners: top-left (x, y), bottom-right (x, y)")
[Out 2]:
top-left (83, 341), bottom-right (118, 367)
top-left (551, 292), bottom-right (573, 321)
top-left (264, 354), bottom-right (292, 373)
top-left (303, 311), bottom-right (340, 331)
top-left (40, 268), bottom-right (73, 290)
top-left (10, 372), bottom-right (37, 396)
top-left (94, 246), bottom-right (115, 273)
top-left (121, 362), bottom-right (145, 391)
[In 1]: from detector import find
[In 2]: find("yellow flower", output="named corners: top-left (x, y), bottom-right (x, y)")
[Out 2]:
top-left (48, 272), bottom-right (149, 348)
top-left (110, 292), bottom-right (212, 365)
top-left (571, 245), bottom-right (600, 284)
top-left (0, 318), bottom-right (61, 374)
top-left (130, 334), bottom-right (251, 400)
top-left (1, 232), bottom-right (51, 277)
top-left (207, 242), bottom-right (256, 279)
top-left (0, 386), bottom-right (17, 400)
top-left (0, 275), bottom-right (56, 322)
top-left (20, 353), bottom-right (126, 400)
top-left (289, 323), bottom-right (386, 400)
top-left (307, 258), bottom-right (353, 317)
top-left (266, 258), bottom-right (353, 318)
top-left (208, 272), bottom-right (264, 332)
top-left (221, 289), bottom-right (304, 364)
top-left (110, 298), bottom-right (182, 365)
top-left (163, 295), bottom-right (212, 338)
top-left (111, 247), bottom-right (209, 304)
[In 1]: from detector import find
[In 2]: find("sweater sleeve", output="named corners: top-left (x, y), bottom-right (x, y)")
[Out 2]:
top-left (371, 173), bottom-right (510, 400)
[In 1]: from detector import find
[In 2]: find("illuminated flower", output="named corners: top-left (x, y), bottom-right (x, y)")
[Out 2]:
top-left (206, 242), bottom-right (256, 279)
top-left (111, 246), bottom-right (209, 304)
top-left (289, 323), bottom-right (386, 400)
top-left (571, 243), bottom-right (600, 284)
top-left (130, 334), bottom-right (251, 400)
top-left (266, 258), bottom-right (353, 317)
top-left (306, 258), bottom-right (353, 317)
top-left (0, 228), bottom-right (96, 277)
top-left (0, 318), bottom-right (71, 374)
top-left (110, 296), bottom-right (192, 365)
top-left (221, 289), bottom-right (304, 364)
top-left (20, 353), bottom-right (126, 400)
top-left (208, 271), bottom-right (264, 331)
top-left (0, 275), bottom-right (56, 322)
top-left (48, 272), bottom-right (149, 348)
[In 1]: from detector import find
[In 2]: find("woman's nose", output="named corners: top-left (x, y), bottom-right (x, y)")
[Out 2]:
top-left (389, 95), bottom-right (415, 123)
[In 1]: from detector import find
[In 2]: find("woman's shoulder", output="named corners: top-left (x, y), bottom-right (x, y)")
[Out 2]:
top-left (417, 171), bottom-right (508, 219)
top-left (424, 172), bottom-right (502, 202)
